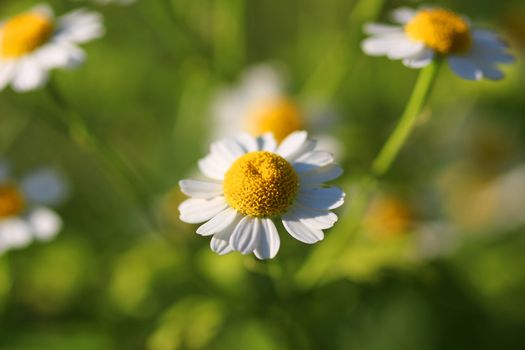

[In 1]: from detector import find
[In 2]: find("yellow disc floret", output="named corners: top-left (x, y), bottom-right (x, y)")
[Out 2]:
top-left (405, 8), bottom-right (472, 54)
top-left (246, 99), bottom-right (305, 142)
top-left (1, 12), bottom-right (54, 58)
top-left (0, 184), bottom-right (25, 219)
top-left (223, 151), bottom-right (299, 217)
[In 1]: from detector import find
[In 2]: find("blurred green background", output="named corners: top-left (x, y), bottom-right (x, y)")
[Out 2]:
top-left (1, 0), bottom-right (525, 349)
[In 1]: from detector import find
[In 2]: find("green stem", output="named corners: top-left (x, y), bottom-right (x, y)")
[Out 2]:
top-left (45, 81), bottom-right (159, 232)
top-left (371, 60), bottom-right (441, 177)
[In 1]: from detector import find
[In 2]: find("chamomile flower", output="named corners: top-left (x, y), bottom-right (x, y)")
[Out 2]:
top-left (178, 131), bottom-right (345, 260)
top-left (0, 161), bottom-right (68, 254)
top-left (0, 4), bottom-right (104, 92)
top-left (362, 6), bottom-right (515, 80)
top-left (211, 64), bottom-right (343, 157)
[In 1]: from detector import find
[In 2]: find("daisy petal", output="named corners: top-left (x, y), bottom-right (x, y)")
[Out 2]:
top-left (28, 207), bottom-right (62, 241)
top-left (254, 218), bottom-right (280, 260)
top-left (257, 133), bottom-right (277, 152)
top-left (211, 138), bottom-right (245, 163)
top-left (198, 154), bottom-right (229, 180)
top-left (179, 197), bottom-right (227, 224)
top-left (0, 61), bottom-right (16, 91)
top-left (230, 216), bottom-right (261, 254)
top-left (363, 23), bottom-right (404, 35)
top-left (403, 48), bottom-right (435, 68)
top-left (12, 58), bottom-right (48, 92)
top-left (56, 10), bottom-right (105, 44)
top-left (391, 7), bottom-right (417, 24)
top-left (21, 168), bottom-right (68, 206)
top-left (293, 151), bottom-right (334, 172)
top-left (292, 205), bottom-right (338, 230)
top-left (0, 218), bottom-right (32, 250)
top-left (235, 133), bottom-right (259, 153)
top-left (179, 179), bottom-right (223, 198)
top-left (277, 131), bottom-right (316, 162)
top-left (282, 214), bottom-right (324, 244)
top-left (361, 33), bottom-right (410, 56)
top-left (298, 186), bottom-right (345, 210)
top-left (299, 164), bottom-right (343, 184)
top-left (196, 208), bottom-right (239, 236)
top-left (210, 237), bottom-right (234, 255)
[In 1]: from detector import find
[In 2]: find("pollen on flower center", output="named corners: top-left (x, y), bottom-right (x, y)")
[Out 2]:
top-left (0, 184), bottom-right (25, 218)
top-left (223, 151), bottom-right (299, 217)
top-left (246, 99), bottom-right (305, 142)
top-left (405, 8), bottom-right (472, 54)
top-left (1, 12), bottom-right (54, 58)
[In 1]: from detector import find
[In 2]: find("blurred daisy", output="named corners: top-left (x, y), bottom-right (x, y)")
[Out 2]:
top-left (179, 131), bottom-right (345, 260)
top-left (211, 64), bottom-right (343, 157)
top-left (0, 161), bottom-right (68, 254)
top-left (0, 4), bottom-right (104, 92)
top-left (364, 195), bottom-right (414, 239)
top-left (362, 6), bottom-right (515, 80)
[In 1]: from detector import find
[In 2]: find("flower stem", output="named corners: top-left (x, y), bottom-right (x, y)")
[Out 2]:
top-left (45, 81), bottom-right (159, 232)
top-left (371, 60), bottom-right (441, 177)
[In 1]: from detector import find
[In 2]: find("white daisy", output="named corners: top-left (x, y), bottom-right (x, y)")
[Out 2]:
top-left (211, 64), bottom-right (343, 158)
top-left (0, 4), bottom-right (104, 92)
top-left (0, 160), bottom-right (68, 254)
top-left (178, 131), bottom-right (345, 260)
top-left (361, 6), bottom-right (515, 80)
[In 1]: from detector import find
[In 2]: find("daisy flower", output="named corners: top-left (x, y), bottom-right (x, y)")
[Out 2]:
top-left (178, 131), bottom-right (345, 260)
top-left (211, 64), bottom-right (343, 157)
top-left (0, 161), bottom-right (68, 254)
top-left (361, 6), bottom-right (515, 80)
top-left (0, 4), bottom-right (104, 92)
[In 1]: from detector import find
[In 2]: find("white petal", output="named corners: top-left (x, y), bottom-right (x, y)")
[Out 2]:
top-left (211, 138), bottom-right (245, 164)
top-left (196, 208), bottom-right (239, 236)
top-left (390, 7), bottom-right (417, 24)
top-left (179, 179), bottom-right (223, 199)
top-left (209, 214), bottom-right (242, 255)
top-left (257, 133), bottom-right (277, 152)
top-left (210, 237), bottom-right (234, 255)
top-left (179, 197), bottom-right (227, 224)
top-left (27, 207), bottom-right (62, 241)
top-left (12, 58), bottom-right (48, 92)
top-left (293, 151), bottom-right (334, 173)
top-left (361, 33), bottom-right (411, 57)
top-left (0, 60), bottom-right (16, 91)
top-left (254, 218), bottom-right (280, 260)
top-left (55, 10), bottom-right (105, 44)
top-left (386, 38), bottom-right (425, 60)
top-left (363, 23), bottom-right (404, 35)
top-left (290, 205), bottom-right (338, 230)
top-left (402, 48), bottom-right (435, 68)
top-left (229, 216), bottom-right (260, 254)
top-left (21, 168), bottom-right (69, 206)
top-left (282, 214), bottom-right (324, 244)
top-left (235, 133), bottom-right (259, 153)
top-left (299, 164), bottom-right (343, 184)
top-left (297, 186), bottom-right (345, 210)
top-left (198, 154), bottom-right (230, 180)
top-left (35, 42), bottom-right (85, 69)
top-left (276, 131), bottom-right (316, 162)
top-left (31, 4), bottom-right (54, 18)
top-left (447, 56), bottom-right (480, 80)
top-left (0, 218), bottom-right (32, 250)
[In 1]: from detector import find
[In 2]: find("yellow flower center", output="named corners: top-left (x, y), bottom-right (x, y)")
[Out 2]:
top-left (223, 151), bottom-right (299, 217)
top-left (0, 184), bottom-right (25, 219)
top-left (1, 12), bottom-right (54, 58)
top-left (405, 8), bottom-right (472, 54)
top-left (245, 99), bottom-right (305, 142)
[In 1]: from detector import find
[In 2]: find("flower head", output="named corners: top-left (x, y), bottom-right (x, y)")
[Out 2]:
top-left (212, 64), bottom-right (343, 157)
top-left (0, 161), bottom-right (68, 254)
top-left (0, 4), bottom-right (104, 92)
top-left (178, 131), bottom-right (345, 259)
top-left (361, 6), bottom-right (515, 80)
